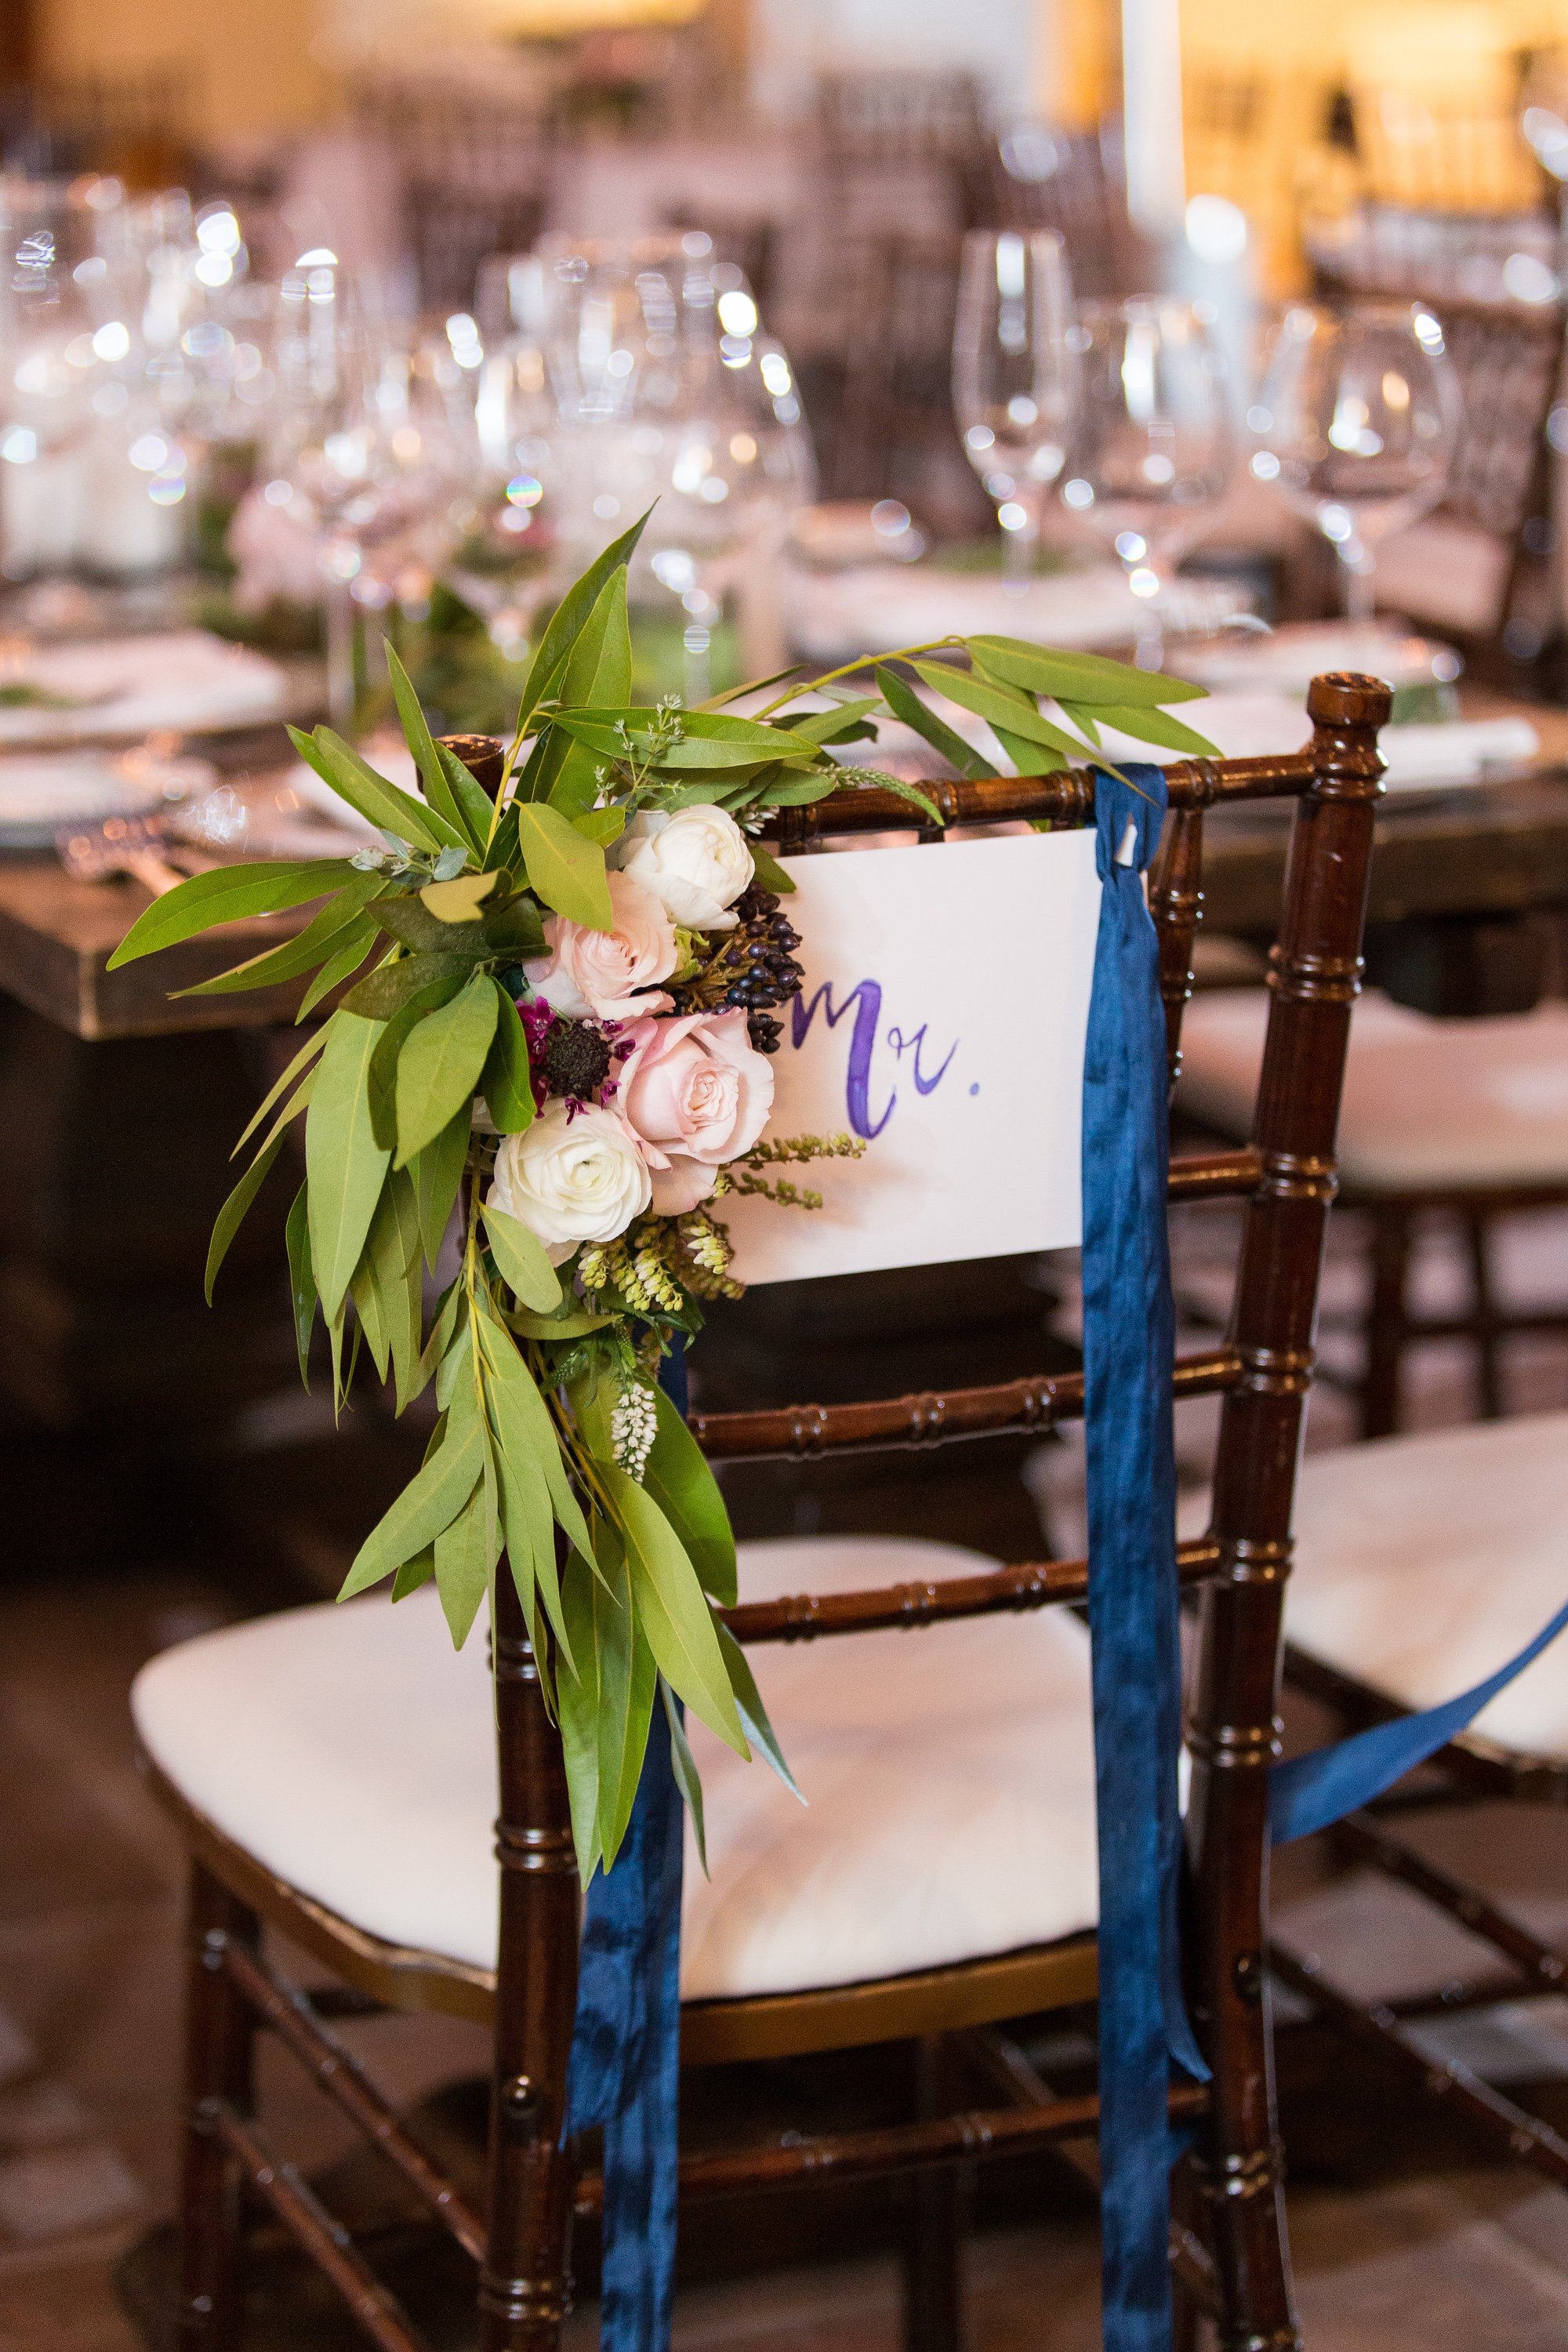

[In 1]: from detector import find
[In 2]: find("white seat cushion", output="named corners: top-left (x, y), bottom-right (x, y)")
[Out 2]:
top-left (1287, 1409), bottom-right (1568, 1759)
top-left (1178, 988), bottom-right (1568, 1192)
top-left (132, 1537), bottom-right (1099, 2002)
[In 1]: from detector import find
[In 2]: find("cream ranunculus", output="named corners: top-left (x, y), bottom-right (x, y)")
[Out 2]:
top-left (617, 1009), bottom-right (775, 1214)
top-left (615, 804), bottom-right (754, 931)
top-left (488, 1102), bottom-right (652, 1262)
top-left (523, 869), bottom-right (677, 1022)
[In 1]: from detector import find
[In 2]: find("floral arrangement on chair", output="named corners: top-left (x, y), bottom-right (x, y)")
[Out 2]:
top-left (110, 510), bottom-right (1213, 1872)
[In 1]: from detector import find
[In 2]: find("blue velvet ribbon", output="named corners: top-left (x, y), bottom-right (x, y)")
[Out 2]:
top-left (1271, 1592), bottom-right (1568, 1844)
top-left (565, 1342), bottom-right (688, 2351)
top-left (1081, 765), bottom-right (1208, 2352)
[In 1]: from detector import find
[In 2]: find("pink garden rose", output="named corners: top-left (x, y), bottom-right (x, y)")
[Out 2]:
top-left (524, 869), bottom-right (677, 1022)
top-left (618, 1010), bottom-right (775, 1213)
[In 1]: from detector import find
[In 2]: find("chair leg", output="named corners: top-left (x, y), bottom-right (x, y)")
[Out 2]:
top-left (1463, 1208), bottom-right (1505, 1421)
top-left (179, 1862), bottom-right (258, 2350)
top-left (1362, 1205), bottom-right (1414, 1437)
top-left (480, 1565), bottom-right (580, 2351)
top-left (902, 2036), bottom-right (967, 2352)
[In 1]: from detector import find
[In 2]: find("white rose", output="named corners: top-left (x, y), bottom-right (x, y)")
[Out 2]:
top-left (488, 1102), bottom-right (652, 1263)
top-left (615, 804), bottom-right (754, 931)
top-left (524, 869), bottom-right (677, 1021)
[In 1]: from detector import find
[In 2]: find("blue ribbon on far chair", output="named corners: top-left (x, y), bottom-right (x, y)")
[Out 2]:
top-left (1081, 766), bottom-right (1209, 2352)
top-left (565, 1342), bottom-right (688, 2352)
top-left (1271, 1591), bottom-right (1568, 1846)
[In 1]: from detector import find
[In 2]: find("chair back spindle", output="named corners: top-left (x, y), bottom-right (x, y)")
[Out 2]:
top-left (1185, 674), bottom-right (1387, 2319)
top-left (485, 1559), bottom-right (579, 2347)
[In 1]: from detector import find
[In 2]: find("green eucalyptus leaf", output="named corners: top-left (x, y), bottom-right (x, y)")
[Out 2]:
top-left (296, 914), bottom-right (382, 1019)
top-left (482, 1201), bottom-right (561, 1312)
top-left (644, 1385), bottom-right (736, 1606)
top-left (514, 507), bottom-right (652, 741)
top-left (372, 894), bottom-right (501, 960)
top-left (232, 1027), bottom-right (328, 1157)
top-left (604, 1465), bottom-right (746, 1753)
top-left (392, 1550), bottom-right (436, 1600)
top-left (963, 636), bottom-right (1208, 705)
top-left (434, 1452), bottom-right (501, 1647)
top-left (394, 971), bottom-right (499, 1168)
top-left (746, 839), bottom-right (796, 895)
top-left (480, 985), bottom-right (536, 1135)
top-left (412, 1106), bottom-right (472, 1269)
top-left (306, 1011), bottom-right (393, 1321)
top-left (347, 953), bottom-right (475, 1024)
top-left (1087, 702), bottom-right (1221, 758)
top-left (474, 1312), bottom-right (593, 1561)
top-left (556, 1548), bottom-right (605, 1878)
top-left (480, 895), bottom-right (548, 960)
top-left (368, 972), bottom-right (470, 1151)
top-left (339, 1410), bottom-right (486, 1598)
top-left (289, 724), bottom-right (463, 854)
top-left (285, 1180), bottom-right (315, 1385)
top-left (173, 873), bottom-right (387, 998)
top-left (509, 1304), bottom-right (612, 1340)
top-left (513, 800), bottom-right (612, 931)
top-left (715, 1623), bottom-right (802, 1802)
top-left (205, 1127), bottom-right (286, 1303)
top-left (779, 696), bottom-right (882, 745)
top-left (591, 1523), bottom-right (657, 1869)
top-left (992, 723), bottom-right (1068, 778)
top-left (662, 1682), bottom-right (708, 1872)
top-left (108, 858), bottom-right (358, 970)
top-left (909, 661), bottom-right (1095, 766)
top-left (386, 643), bottom-right (488, 854)
top-left (874, 665), bottom-right (990, 780)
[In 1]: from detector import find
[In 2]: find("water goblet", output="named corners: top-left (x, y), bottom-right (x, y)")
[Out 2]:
top-left (952, 228), bottom-right (1079, 591)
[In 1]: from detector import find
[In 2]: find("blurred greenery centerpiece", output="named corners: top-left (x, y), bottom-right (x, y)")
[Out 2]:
top-left (109, 508), bottom-right (1214, 1873)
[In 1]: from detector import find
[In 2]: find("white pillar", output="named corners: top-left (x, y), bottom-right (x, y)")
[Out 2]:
top-left (1120, 0), bottom-right (1185, 238)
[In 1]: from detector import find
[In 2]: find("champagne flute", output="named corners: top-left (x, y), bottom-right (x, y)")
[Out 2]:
top-left (1248, 301), bottom-right (1461, 622)
top-left (952, 229), bottom-right (1078, 591)
top-left (1062, 296), bottom-right (1235, 668)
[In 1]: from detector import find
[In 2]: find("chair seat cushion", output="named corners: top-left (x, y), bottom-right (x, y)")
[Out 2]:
top-left (132, 1537), bottom-right (1099, 2002)
top-left (1287, 1409), bottom-right (1568, 1759)
top-left (1177, 989), bottom-right (1568, 1192)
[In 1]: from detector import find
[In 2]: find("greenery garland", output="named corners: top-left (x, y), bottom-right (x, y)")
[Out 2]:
top-left (111, 507), bottom-right (1214, 1876)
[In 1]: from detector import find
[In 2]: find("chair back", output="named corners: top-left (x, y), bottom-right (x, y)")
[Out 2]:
top-left (481, 673), bottom-right (1392, 2330)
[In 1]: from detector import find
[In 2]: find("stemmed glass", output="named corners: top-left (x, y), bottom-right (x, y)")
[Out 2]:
top-left (535, 234), bottom-right (814, 703)
top-left (263, 266), bottom-right (477, 731)
top-left (1249, 302), bottom-right (1461, 621)
top-left (952, 228), bottom-right (1079, 591)
top-left (1062, 296), bottom-right (1236, 669)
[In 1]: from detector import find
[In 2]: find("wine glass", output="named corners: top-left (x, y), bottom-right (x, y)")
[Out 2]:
top-left (1249, 301), bottom-right (1461, 622)
top-left (952, 229), bottom-right (1079, 591)
top-left (536, 234), bottom-right (814, 703)
top-left (1061, 296), bottom-right (1236, 669)
top-left (263, 265), bottom-right (477, 731)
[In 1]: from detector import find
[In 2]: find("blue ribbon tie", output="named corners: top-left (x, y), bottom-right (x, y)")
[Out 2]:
top-left (1080, 766), bottom-right (1208, 2352)
top-left (565, 1342), bottom-right (688, 2350)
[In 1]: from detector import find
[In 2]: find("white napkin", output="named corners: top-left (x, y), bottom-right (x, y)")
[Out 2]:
top-left (785, 561), bottom-right (1248, 663)
top-left (0, 631), bottom-right (289, 745)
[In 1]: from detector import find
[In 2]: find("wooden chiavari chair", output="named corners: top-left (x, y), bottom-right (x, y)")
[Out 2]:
top-left (131, 677), bottom-right (1390, 2352)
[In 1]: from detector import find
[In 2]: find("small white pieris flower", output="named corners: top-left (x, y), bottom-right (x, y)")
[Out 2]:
top-left (611, 1377), bottom-right (658, 1479)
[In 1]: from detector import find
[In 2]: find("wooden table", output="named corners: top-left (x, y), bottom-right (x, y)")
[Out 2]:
top-left (5, 699), bottom-right (1568, 1442)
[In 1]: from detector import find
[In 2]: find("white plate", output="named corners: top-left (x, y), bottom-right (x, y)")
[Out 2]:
top-left (0, 630), bottom-right (291, 747)
top-left (0, 753), bottom-right (175, 848)
top-left (1174, 621), bottom-right (1460, 695)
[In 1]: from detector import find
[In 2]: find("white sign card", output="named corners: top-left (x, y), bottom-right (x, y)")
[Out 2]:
top-left (725, 829), bottom-right (1102, 1286)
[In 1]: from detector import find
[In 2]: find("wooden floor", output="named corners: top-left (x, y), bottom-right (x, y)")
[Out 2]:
top-left (11, 1202), bottom-right (1568, 2349)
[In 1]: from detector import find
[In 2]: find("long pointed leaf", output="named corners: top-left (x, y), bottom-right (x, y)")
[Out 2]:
top-left (716, 1624), bottom-right (803, 1802)
top-left (964, 635), bottom-right (1208, 706)
top-left (875, 665), bottom-right (990, 780)
top-left (394, 972), bottom-right (499, 1167)
top-left (662, 1682), bottom-right (708, 1873)
top-left (108, 859), bottom-right (358, 969)
top-left (339, 1413), bottom-right (485, 1597)
top-left (605, 1467), bottom-right (746, 1753)
top-left (386, 643), bottom-right (487, 854)
top-left (644, 1386), bottom-right (736, 1606)
top-left (514, 507), bottom-right (653, 741)
top-left (205, 1128), bottom-right (286, 1302)
top-left (306, 1011), bottom-right (392, 1320)
top-left (232, 1028), bottom-right (328, 1157)
top-left (512, 801), bottom-right (612, 931)
top-left (285, 1181), bottom-right (316, 1385)
top-left (289, 725), bottom-right (463, 855)
top-left (481, 985), bottom-right (537, 1137)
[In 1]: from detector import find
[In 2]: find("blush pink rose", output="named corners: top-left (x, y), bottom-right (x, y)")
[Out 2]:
top-left (618, 1010), bottom-right (775, 1213)
top-left (524, 869), bottom-right (677, 1022)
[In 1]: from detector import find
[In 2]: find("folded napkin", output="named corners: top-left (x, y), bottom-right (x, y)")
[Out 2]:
top-left (1099, 695), bottom-right (1540, 792)
top-left (0, 631), bottom-right (289, 746)
top-left (785, 561), bottom-right (1249, 664)
top-left (0, 752), bottom-right (174, 848)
